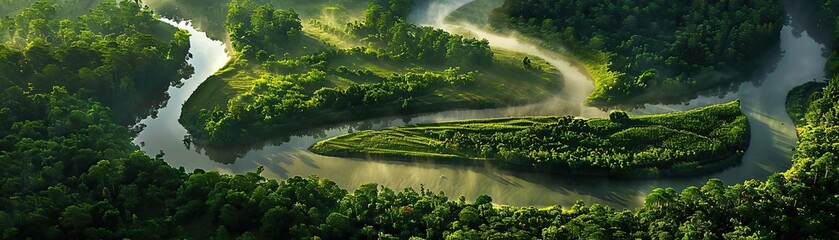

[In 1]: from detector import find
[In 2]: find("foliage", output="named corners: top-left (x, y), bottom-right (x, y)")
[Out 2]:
top-left (143, 0), bottom-right (370, 42)
top-left (609, 110), bottom-right (629, 123)
top-left (495, 0), bottom-right (785, 105)
top-left (0, 0), bottom-right (103, 18)
top-left (0, 1), bottom-right (192, 239)
top-left (182, 0), bottom-right (557, 146)
top-left (225, 0), bottom-right (302, 59)
top-left (786, 81), bottom-right (828, 126)
top-left (311, 101), bottom-right (749, 177)
top-left (348, 0), bottom-right (493, 65)
top-left (3, 1), bottom-right (839, 239)
top-left (195, 58), bottom-right (478, 146)
top-left (6, 78), bottom-right (839, 238)
top-left (0, 0), bottom-right (192, 123)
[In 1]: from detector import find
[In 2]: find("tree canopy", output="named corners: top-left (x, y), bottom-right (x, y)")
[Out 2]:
top-left (0, 0), bottom-right (192, 123)
top-left (226, 0), bottom-right (303, 59)
top-left (1, 0), bottom-right (838, 239)
top-left (495, 0), bottom-right (785, 105)
top-left (180, 0), bottom-right (545, 146)
top-left (311, 101), bottom-right (749, 177)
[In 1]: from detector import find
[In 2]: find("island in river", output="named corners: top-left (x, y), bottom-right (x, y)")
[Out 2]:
top-left (311, 101), bottom-right (749, 178)
top-left (2, 0), bottom-right (839, 239)
top-left (178, 0), bottom-right (565, 146)
top-left (176, 0), bottom-right (788, 147)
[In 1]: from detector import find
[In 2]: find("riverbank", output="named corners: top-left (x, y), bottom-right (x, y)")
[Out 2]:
top-left (786, 81), bottom-right (829, 126)
top-left (311, 101), bottom-right (749, 178)
top-left (448, 0), bottom-right (786, 108)
top-left (135, 0), bottom-right (827, 209)
top-left (178, 1), bottom-right (568, 147)
top-left (438, 0), bottom-right (619, 107)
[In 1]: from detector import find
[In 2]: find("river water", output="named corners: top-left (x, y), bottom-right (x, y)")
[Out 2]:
top-left (135, 0), bottom-right (829, 208)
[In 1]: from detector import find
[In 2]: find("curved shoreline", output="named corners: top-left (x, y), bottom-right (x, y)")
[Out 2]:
top-left (311, 150), bottom-right (746, 179)
top-left (179, 50), bottom-right (569, 147)
top-left (309, 101), bottom-right (750, 179)
top-left (136, 0), bottom-right (828, 209)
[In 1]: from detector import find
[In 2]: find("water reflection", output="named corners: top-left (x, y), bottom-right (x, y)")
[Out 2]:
top-left (133, 19), bottom-right (230, 167)
top-left (135, 0), bottom-right (830, 209)
top-left (785, 0), bottom-right (835, 47)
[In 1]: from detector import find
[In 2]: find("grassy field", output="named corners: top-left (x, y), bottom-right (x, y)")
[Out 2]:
top-left (311, 101), bottom-right (749, 178)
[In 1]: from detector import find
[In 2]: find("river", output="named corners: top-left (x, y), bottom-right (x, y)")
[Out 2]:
top-left (134, 0), bottom-right (829, 208)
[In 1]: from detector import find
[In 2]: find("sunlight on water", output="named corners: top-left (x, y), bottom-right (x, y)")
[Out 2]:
top-left (133, 19), bottom-right (230, 170)
top-left (135, 1), bottom-right (828, 209)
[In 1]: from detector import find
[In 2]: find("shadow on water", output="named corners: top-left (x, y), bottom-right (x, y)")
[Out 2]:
top-left (142, 0), bottom-right (231, 46)
top-left (785, 0), bottom-right (835, 47)
top-left (135, 0), bottom-right (831, 209)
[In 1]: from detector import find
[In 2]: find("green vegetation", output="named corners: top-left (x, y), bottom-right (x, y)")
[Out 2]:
top-left (348, 0), bottom-right (493, 66)
top-left (0, 0), bottom-right (101, 17)
top-left (143, 0), bottom-right (370, 42)
top-left (0, 0), bottom-right (191, 123)
top-left (786, 81), bottom-right (828, 126)
top-left (2, 0), bottom-right (839, 239)
top-left (225, 0), bottom-right (303, 59)
top-left (444, 0), bottom-right (502, 27)
top-left (493, 0), bottom-right (785, 106)
top-left (180, 0), bottom-right (564, 146)
top-left (312, 101), bottom-right (748, 177)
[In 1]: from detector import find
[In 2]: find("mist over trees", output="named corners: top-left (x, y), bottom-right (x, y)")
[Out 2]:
top-left (0, 0), bottom-right (838, 239)
top-left (495, 0), bottom-right (785, 104)
top-left (183, 0), bottom-right (502, 146)
top-left (349, 0), bottom-right (493, 65)
top-left (226, 0), bottom-right (302, 60)
top-left (0, 0), bottom-right (192, 123)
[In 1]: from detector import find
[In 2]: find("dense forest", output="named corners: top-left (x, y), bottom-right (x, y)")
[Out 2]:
top-left (348, 0), bottom-right (493, 65)
top-left (312, 101), bottom-right (748, 177)
top-left (786, 81), bottom-right (828, 125)
top-left (225, 0), bottom-right (303, 60)
top-left (222, 0), bottom-right (490, 66)
top-left (180, 0), bottom-right (560, 146)
top-left (142, 0), bottom-right (371, 41)
top-left (494, 0), bottom-right (786, 105)
top-left (1, 0), bottom-right (838, 239)
top-left (0, 0), bottom-right (192, 123)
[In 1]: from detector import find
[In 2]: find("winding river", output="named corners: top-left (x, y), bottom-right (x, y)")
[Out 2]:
top-left (135, 0), bottom-right (829, 208)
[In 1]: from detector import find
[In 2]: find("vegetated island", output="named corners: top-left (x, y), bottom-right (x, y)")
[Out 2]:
top-left (311, 100), bottom-right (749, 178)
top-left (3, 0), bottom-right (839, 239)
top-left (488, 0), bottom-right (785, 106)
top-left (179, 0), bottom-right (564, 146)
